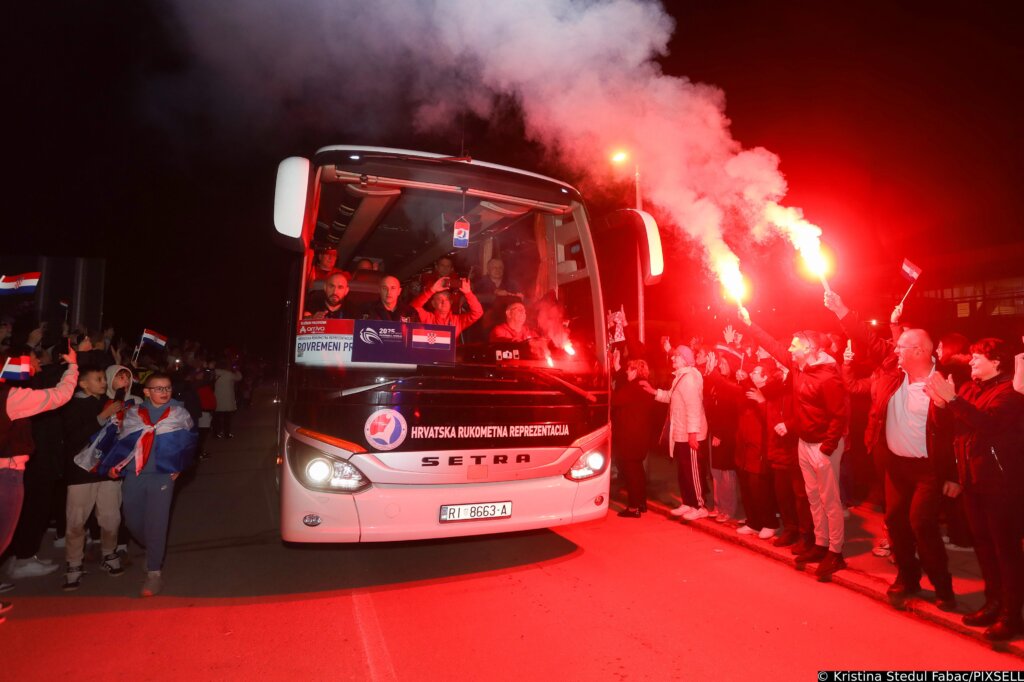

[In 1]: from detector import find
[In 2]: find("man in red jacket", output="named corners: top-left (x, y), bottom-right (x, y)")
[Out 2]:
top-left (740, 309), bottom-right (848, 580)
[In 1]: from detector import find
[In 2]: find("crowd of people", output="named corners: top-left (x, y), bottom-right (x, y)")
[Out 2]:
top-left (0, 322), bottom-right (265, 623)
top-left (611, 290), bottom-right (1024, 641)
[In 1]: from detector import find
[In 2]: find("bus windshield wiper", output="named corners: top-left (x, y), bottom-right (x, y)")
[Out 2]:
top-left (505, 366), bottom-right (597, 403)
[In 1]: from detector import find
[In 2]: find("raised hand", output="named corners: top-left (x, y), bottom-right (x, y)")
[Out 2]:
top-left (60, 339), bottom-right (77, 366)
top-left (737, 305), bottom-right (751, 326)
top-left (890, 303), bottom-right (904, 325)
top-left (823, 290), bottom-right (849, 317)
top-left (723, 325), bottom-right (736, 344)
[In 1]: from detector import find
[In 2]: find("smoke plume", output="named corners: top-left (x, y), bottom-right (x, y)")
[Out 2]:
top-left (162, 0), bottom-right (819, 286)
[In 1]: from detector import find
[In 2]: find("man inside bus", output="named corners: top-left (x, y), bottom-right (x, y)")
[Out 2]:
top-left (489, 301), bottom-right (537, 342)
top-left (305, 244), bottom-right (339, 293)
top-left (363, 275), bottom-right (417, 323)
top-left (304, 271), bottom-right (351, 319)
top-left (411, 276), bottom-right (483, 338)
top-left (474, 258), bottom-right (523, 307)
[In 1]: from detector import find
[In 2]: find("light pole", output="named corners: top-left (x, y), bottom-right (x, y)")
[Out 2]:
top-left (610, 151), bottom-right (646, 343)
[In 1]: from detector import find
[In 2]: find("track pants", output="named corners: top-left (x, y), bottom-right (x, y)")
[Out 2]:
top-left (673, 441), bottom-right (707, 509)
top-left (122, 468), bottom-right (175, 572)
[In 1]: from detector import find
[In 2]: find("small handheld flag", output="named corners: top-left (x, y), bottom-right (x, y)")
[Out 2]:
top-left (900, 258), bottom-right (923, 283)
top-left (140, 329), bottom-right (168, 349)
top-left (0, 272), bottom-right (41, 296)
top-left (1, 355), bottom-right (32, 381)
top-left (899, 258), bottom-right (924, 306)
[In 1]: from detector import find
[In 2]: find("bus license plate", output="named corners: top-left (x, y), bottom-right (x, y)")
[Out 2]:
top-left (439, 502), bottom-right (512, 523)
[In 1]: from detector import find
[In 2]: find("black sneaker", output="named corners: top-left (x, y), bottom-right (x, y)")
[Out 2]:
top-left (617, 507), bottom-right (642, 518)
top-left (815, 551), bottom-right (846, 581)
top-left (795, 544), bottom-right (828, 564)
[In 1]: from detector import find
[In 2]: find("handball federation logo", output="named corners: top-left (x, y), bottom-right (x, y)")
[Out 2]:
top-left (360, 327), bottom-right (383, 344)
top-left (364, 409), bottom-right (408, 451)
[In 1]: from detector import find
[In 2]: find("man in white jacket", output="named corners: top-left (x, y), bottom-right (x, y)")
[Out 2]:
top-left (645, 345), bottom-right (709, 521)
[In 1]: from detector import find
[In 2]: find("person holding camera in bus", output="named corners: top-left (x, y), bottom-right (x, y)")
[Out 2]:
top-left (411, 275), bottom-right (483, 338)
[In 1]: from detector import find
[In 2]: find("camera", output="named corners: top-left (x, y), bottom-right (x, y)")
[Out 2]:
top-left (444, 275), bottom-right (462, 291)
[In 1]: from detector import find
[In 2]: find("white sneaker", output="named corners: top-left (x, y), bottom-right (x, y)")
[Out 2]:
top-left (736, 525), bottom-right (758, 535)
top-left (944, 542), bottom-right (972, 552)
top-left (141, 571), bottom-right (163, 597)
top-left (714, 513), bottom-right (731, 523)
top-left (670, 504), bottom-right (693, 517)
top-left (7, 557), bottom-right (60, 579)
top-left (758, 527), bottom-right (777, 540)
top-left (682, 507), bottom-right (709, 521)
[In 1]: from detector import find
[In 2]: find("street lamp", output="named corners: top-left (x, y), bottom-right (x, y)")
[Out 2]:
top-left (611, 150), bottom-right (642, 211)
top-left (610, 150), bottom-right (646, 342)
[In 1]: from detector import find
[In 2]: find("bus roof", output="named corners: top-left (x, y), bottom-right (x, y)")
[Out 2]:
top-left (314, 145), bottom-right (582, 205)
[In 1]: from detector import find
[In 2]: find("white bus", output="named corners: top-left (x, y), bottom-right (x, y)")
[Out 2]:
top-left (273, 146), bottom-right (661, 542)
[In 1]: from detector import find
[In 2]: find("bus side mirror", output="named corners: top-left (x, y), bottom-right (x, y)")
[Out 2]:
top-left (601, 209), bottom-right (663, 286)
top-left (274, 157), bottom-right (311, 245)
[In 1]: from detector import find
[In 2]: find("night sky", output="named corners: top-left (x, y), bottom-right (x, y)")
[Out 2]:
top-left (9, 1), bottom-right (1022, 355)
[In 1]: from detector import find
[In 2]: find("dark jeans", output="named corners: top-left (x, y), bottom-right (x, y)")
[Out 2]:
top-left (737, 469), bottom-right (775, 531)
top-left (965, 486), bottom-right (1024, 618)
top-left (773, 464), bottom-right (813, 542)
top-left (0, 468), bottom-right (25, 557)
top-left (673, 441), bottom-right (708, 509)
top-left (619, 458), bottom-right (647, 508)
top-left (212, 411), bottom-right (234, 437)
top-left (884, 454), bottom-right (951, 592)
top-left (941, 493), bottom-right (973, 547)
top-left (10, 461), bottom-right (59, 558)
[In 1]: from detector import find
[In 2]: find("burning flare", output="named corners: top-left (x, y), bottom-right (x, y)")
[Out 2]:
top-left (764, 202), bottom-right (832, 290)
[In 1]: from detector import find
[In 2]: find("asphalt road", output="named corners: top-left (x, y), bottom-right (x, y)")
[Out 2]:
top-left (3, 392), bottom-right (1020, 680)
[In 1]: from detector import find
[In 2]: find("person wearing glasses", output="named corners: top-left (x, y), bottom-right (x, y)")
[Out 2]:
top-left (824, 290), bottom-right (958, 610)
top-left (98, 372), bottom-right (197, 597)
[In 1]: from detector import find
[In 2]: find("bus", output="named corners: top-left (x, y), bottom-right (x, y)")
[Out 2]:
top-left (273, 146), bottom-right (661, 542)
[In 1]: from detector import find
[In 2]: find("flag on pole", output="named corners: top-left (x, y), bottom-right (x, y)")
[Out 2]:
top-left (0, 272), bottom-right (41, 295)
top-left (140, 328), bottom-right (168, 348)
top-left (0, 355), bottom-right (32, 381)
top-left (900, 258), bottom-right (923, 283)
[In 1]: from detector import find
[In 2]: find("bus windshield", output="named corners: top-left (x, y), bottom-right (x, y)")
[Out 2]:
top-left (293, 153), bottom-right (607, 394)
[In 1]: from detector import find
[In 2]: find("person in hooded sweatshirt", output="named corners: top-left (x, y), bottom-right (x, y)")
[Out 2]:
top-left (60, 366), bottom-right (125, 590)
top-left (97, 371), bottom-right (197, 597)
top-left (740, 309), bottom-right (849, 581)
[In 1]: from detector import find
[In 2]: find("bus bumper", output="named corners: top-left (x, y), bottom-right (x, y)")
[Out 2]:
top-left (280, 466), bottom-right (609, 543)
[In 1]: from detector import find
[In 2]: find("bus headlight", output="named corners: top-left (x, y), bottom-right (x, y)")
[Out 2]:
top-left (287, 437), bottom-right (371, 493)
top-left (565, 449), bottom-right (608, 481)
top-left (305, 458), bottom-right (332, 484)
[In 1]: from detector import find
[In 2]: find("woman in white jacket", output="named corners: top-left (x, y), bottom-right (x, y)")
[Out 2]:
top-left (644, 345), bottom-right (709, 521)
top-left (212, 361), bottom-right (242, 439)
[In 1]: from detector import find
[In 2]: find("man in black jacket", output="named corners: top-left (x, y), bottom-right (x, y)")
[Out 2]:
top-left (60, 366), bottom-right (125, 590)
top-left (826, 290), bottom-right (958, 610)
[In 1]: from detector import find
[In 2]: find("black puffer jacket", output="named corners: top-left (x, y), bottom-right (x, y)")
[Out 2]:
top-left (949, 373), bottom-right (1024, 490)
top-left (747, 322), bottom-right (848, 455)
